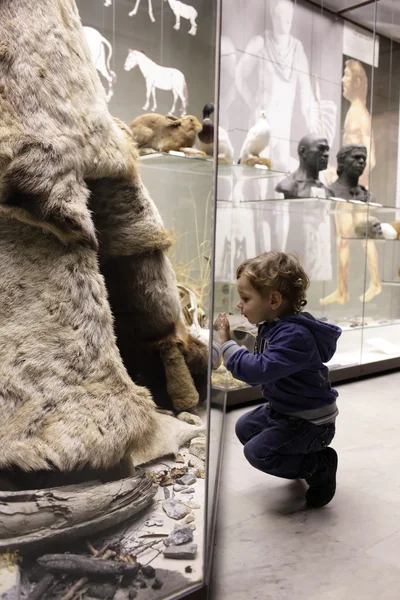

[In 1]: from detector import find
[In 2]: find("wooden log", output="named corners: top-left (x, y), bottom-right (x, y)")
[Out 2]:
top-left (38, 554), bottom-right (141, 578)
top-left (0, 471), bottom-right (156, 553)
top-left (26, 574), bottom-right (55, 600)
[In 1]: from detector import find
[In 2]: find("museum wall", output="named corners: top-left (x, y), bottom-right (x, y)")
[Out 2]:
top-left (76, 0), bottom-right (216, 124)
top-left (217, 0), bottom-right (400, 324)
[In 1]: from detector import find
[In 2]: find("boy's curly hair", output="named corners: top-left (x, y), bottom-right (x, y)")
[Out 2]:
top-left (236, 251), bottom-right (310, 314)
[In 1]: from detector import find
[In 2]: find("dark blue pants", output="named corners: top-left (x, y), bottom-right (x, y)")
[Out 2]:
top-left (235, 403), bottom-right (335, 480)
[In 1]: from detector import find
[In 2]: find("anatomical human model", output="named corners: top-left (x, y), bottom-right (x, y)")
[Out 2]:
top-left (320, 145), bottom-right (381, 306)
top-left (342, 59), bottom-right (375, 189)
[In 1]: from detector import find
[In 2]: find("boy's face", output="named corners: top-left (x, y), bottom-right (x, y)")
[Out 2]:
top-left (236, 275), bottom-right (277, 325)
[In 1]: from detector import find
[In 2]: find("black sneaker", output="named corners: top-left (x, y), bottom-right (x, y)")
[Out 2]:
top-left (306, 447), bottom-right (338, 508)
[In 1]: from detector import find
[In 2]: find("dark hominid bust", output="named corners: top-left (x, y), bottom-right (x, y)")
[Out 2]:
top-left (330, 144), bottom-right (374, 202)
top-left (276, 134), bottom-right (333, 199)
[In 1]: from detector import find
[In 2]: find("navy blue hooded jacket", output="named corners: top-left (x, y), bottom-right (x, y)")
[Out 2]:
top-left (222, 313), bottom-right (341, 424)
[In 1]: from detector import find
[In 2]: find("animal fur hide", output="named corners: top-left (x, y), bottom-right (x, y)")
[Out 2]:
top-left (0, 0), bottom-right (206, 474)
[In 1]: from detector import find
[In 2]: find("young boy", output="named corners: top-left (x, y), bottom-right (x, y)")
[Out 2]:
top-left (214, 251), bottom-right (341, 508)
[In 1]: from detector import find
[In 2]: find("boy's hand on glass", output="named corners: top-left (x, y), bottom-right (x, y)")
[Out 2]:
top-left (214, 313), bottom-right (231, 344)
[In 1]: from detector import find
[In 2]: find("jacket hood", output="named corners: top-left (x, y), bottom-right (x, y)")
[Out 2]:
top-left (278, 312), bottom-right (341, 363)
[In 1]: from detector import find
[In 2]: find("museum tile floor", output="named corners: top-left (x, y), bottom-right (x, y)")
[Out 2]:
top-left (211, 370), bottom-right (400, 600)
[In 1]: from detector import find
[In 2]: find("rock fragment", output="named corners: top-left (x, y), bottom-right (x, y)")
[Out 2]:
top-left (164, 527), bottom-right (194, 547)
top-left (163, 543), bottom-right (198, 560)
top-left (162, 499), bottom-right (191, 520)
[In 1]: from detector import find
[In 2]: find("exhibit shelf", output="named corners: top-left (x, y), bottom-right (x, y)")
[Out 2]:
top-left (382, 280), bottom-right (400, 286)
top-left (138, 152), bottom-right (214, 176)
top-left (138, 152), bottom-right (288, 180)
top-left (218, 163), bottom-right (289, 180)
top-left (341, 237), bottom-right (400, 242)
top-left (215, 197), bottom-right (400, 214)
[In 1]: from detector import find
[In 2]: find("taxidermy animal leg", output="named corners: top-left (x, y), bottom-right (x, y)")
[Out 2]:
top-left (360, 239), bottom-right (382, 302)
top-left (158, 340), bottom-right (199, 413)
top-left (320, 211), bottom-right (352, 305)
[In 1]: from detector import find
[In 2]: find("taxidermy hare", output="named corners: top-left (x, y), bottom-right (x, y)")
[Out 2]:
top-left (129, 112), bottom-right (204, 155)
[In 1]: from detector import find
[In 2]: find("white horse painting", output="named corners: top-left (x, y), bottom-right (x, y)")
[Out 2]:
top-left (124, 50), bottom-right (188, 115)
top-left (164, 0), bottom-right (198, 35)
top-left (83, 26), bottom-right (116, 102)
top-left (129, 0), bottom-right (155, 22)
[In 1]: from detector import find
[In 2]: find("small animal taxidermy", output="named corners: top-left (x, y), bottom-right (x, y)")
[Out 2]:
top-left (354, 217), bottom-right (383, 239)
top-left (129, 113), bottom-right (204, 155)
top-left (239, 110), bottom-right (272, 168)
top-left (197, 103), bottom-right (234, 164)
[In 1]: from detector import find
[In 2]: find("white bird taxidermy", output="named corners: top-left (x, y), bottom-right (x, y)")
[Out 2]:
top-left (164, 0), bottom-right (198, 35)
top-left (381, 223), bottom-right (398, 240)
top-left (239, 111), bottom-right (272, 168)
top-left (129, 0), bottom-right (155, 22)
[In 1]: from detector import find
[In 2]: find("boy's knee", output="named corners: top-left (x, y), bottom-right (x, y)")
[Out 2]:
top-left (235, 414), bottom-right (249, 445)
top-left (244, 438), bottom-right (266, 468)
top-left (243, 439), bottom-right (277, 474)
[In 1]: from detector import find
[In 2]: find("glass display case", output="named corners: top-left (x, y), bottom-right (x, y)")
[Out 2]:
top-left (0, 1), bottom-right (221, 600)
top-left (213, 0), bottom-right (400, 406)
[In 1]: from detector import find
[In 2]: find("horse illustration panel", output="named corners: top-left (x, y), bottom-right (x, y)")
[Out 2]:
top-left (124, 49), bottom-right (188, 115)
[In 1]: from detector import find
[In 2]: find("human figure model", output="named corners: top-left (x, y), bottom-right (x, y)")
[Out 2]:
top-left (276, 135), bottom-right (333, 281)
top-left (276, 135), bottom-right (332, 199)
top-left (342, 59), bottom-right (375, 189)
top-left (320, 145), bottom-right (381, 306)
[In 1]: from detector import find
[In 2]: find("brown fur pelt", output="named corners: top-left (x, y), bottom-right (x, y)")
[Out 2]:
top-left (0, 0), bottom-right (205, 474)
top-left (129, 113), bottom-right (202, 154)
top-left (100, 249), bottom-right (209, 412)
